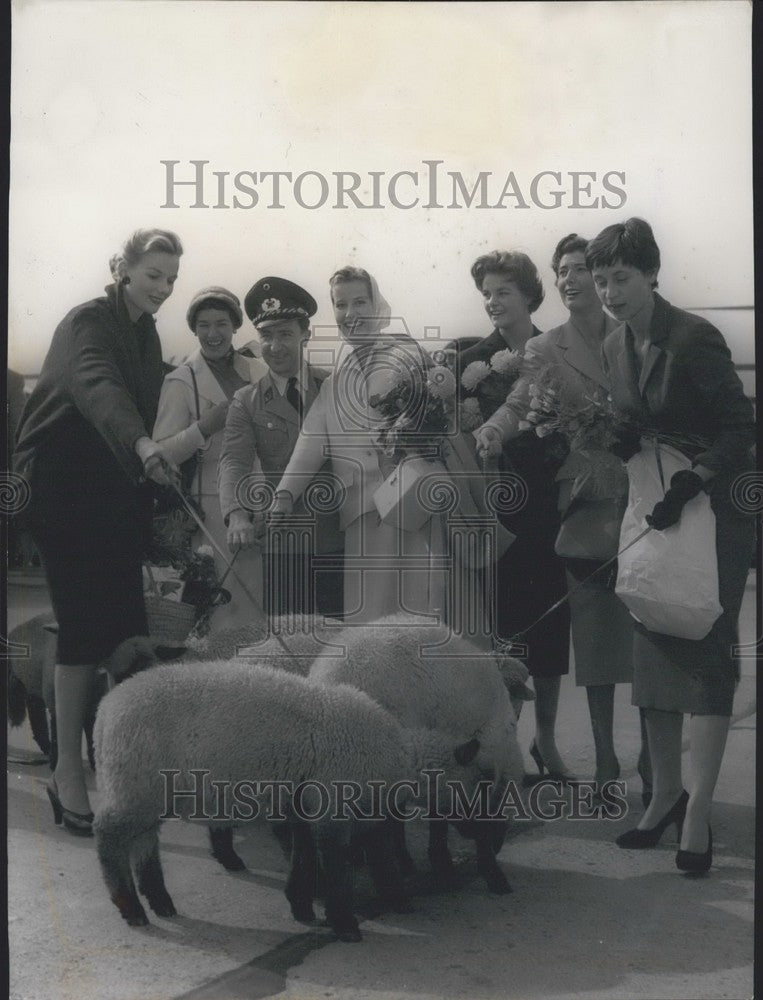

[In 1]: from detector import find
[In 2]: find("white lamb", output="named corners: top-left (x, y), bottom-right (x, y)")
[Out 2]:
top-left (309, 616), bottom-right (532, 893)
top-left (93, 659), bottom-right (484, 942)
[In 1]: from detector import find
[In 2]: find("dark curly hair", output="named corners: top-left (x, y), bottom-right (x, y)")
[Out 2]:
top-left (470, 251), bottom-right (544, 313)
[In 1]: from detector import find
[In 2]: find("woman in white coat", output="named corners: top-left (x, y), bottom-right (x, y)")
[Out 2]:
top-left (153, 286), bottom-right (267, 629)
top-left (272, 267), bottom-right (502, 636)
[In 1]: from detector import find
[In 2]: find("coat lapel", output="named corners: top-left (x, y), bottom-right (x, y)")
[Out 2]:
top-left (263, 371), bottom-right (300, 427)
top-left (555, 318), bottom-right (612, 389)
top-left (637, 293), bottom-right (670, 394)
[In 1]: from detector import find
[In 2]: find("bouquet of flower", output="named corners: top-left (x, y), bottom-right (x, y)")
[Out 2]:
top-left (145, 539), bottom-right (230, 640)
top-left (368, 361), bottom-right (456, 465)
top-left (460, 348), bottom-right (525, 423)
top-left (519, 362), bottom-right (627, 498)
top-left (520, 363), bottom-right (618, 449)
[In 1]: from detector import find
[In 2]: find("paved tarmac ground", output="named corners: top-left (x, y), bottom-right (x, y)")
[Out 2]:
top-left (5, 571), bottom-right (758, 1000)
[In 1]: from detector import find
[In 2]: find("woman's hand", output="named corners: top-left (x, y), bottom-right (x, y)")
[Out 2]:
top-left (198, 400), bottom-right (231, 439)
top-left (269, 489), bottom-right (294, 521)
top-left (227, 509), bottom-right (263, 550)
top-left (474, 424), bottom-right (504, 460)
top-left (646, 470), bottom-right (705, 530)
top-left (134, 437), bottom-right (179, 487)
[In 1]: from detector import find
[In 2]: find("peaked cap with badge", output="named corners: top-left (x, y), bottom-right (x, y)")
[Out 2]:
top-left (244, 277), bottom-right (318, 329)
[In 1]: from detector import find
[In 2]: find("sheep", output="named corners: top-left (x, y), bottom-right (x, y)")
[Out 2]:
top-left (6, 614), bottom-right (155, 768)
top-left (141, 614), bottom-right (345, 871)
top-left (308, 616), bottom-right (533, 894)
top-left (93, 659), bottom-right (484, 942)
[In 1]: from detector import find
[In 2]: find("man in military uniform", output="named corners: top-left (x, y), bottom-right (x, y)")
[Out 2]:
top-left (218, 277), bottom-right (343, 617)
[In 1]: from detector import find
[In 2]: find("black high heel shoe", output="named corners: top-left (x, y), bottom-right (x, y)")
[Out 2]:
top-left (524, 739), bottom-right (577, 785)
top-left (676, 826), bottom-right (712, 873)
top-left (46, 778), bottom-right (94, 837)
top-left (615, 790), bottom-right (688, 849)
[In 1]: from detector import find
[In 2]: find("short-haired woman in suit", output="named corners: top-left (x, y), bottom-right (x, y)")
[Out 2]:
top-left (588, 217), bottom-right (755, 872)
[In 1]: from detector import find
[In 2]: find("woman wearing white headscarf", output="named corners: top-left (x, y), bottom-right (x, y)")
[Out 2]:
top-left (272, 266), bottom-right (501, 629)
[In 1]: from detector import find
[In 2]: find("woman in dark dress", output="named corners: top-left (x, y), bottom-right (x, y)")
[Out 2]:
top-left (14, 228), bottom-right (183, 833)
top-left (588, 218), bottom-right (755, 871)
top-left (461, 251), bottom-right (573, 780)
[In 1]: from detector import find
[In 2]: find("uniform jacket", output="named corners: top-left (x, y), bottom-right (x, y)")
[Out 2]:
top-left (14, 283), bottom-right (164, 483)
top-left (218, 364), bottom-right (343, 550)
top-left (601, 293), bottom-right (755, 483)
top-left (153, 347), bottom-right (268, 497)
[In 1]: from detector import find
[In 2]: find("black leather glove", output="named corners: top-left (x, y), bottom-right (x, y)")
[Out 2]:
top-left (645, 470), bottom-right (704, 530)
top-left (610, 424), bottom-right (642, 463)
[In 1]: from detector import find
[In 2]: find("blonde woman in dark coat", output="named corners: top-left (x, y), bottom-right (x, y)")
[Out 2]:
top-left (14, 228), bottom-right (183, 832)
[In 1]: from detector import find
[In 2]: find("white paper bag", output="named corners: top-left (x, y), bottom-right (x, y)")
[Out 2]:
top-left (615, 442), bottom-right (722, 640)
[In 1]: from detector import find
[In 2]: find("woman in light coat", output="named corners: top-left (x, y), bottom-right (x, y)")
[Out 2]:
top-left (153, 286), bottom-right (267, 629)
top-left (272, 266), bottom-right (504, 638)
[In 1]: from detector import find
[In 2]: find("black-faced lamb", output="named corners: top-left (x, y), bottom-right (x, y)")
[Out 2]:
top-left (6, 614), bottom-right (155, 767)
top-left (309, 616), bottom-right (532, 893)
top-left (93, 659), bottom-right (484, 942)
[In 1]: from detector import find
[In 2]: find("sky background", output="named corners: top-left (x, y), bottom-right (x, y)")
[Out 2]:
top-left (9, 1), bottom-right (754, 374)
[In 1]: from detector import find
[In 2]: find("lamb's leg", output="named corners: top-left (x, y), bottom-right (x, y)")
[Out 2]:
top-left (390, 818), bottom-right (417, 878)
top-left (473, 824), bottom-right (512, 894)
top-left (135, 833), bottom-right (177, 917)
top-left (94, 812), bottom-right (149, 926)
top-left (284, 820), bottom-right (318, 924)
top-left (209, 826), bottom-right (246, 871)
top-left (316, 822), bottom-right (362, 942)
top-left (48, 710), bottom-right (58, 772)
top-left (427, 818), bottom-right (455, 879)
top-left (271, 819), bottom-right (293, 859)
top-left (26, 694), bottom-right (52, 757)
top-left (363, 819), bottom-right (413, 913)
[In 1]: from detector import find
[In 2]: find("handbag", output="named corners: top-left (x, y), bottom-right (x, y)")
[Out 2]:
top-left (615, 441), bottom-right (722, 640)
top-left (153, 366), bottom-right (204, 519)
top-left (554, 497), bottom-right (627, 561)
top-left (373, 455), bottom-right (447, 533)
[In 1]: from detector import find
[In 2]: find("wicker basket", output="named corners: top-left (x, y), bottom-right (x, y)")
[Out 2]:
top-left (144, 564), bottom-right (197, 645)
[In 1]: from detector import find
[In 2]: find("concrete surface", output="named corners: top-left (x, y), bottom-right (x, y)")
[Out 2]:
top-left (5, 570), bottom-right (758, 1000)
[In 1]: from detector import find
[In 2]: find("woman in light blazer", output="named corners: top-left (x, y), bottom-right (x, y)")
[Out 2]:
top-left (475, 235), bottom-right (650, 797)
top-left (153, 286), bottom-right (267, 629)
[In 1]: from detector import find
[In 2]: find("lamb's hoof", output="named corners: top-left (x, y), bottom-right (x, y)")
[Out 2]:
top-left (290, 901), bottom-right (317, 924)
top-left (397, 854), bottom-right (417, 879)
top-left (391, 898), bottom-right (415, 914)
top-left (147, 891), bottom-right (177, 917)
top-left (429, 853), bottom-right (456, 880)
top-left (213, 849), bottom-right (247, 872)
top-left (114, 894), bottom-right (149, 927)
top-left (332, 924), bottom-right (362, 943)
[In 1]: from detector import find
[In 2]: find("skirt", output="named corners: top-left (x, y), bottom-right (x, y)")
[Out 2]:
top-left (631, 503), bottom-right (755, 716)
top-left (493, 528), bottom-right (570, 678)
top-left (566, 559), bottom-right (633, 687)
top-left (27, 447), bottom-right (151, 665)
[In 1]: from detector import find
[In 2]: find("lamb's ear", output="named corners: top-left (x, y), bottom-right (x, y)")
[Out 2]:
top-left (454, 737), bottom-right (480, 766)
top-left (42, 623), bottom-right (59, 635)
